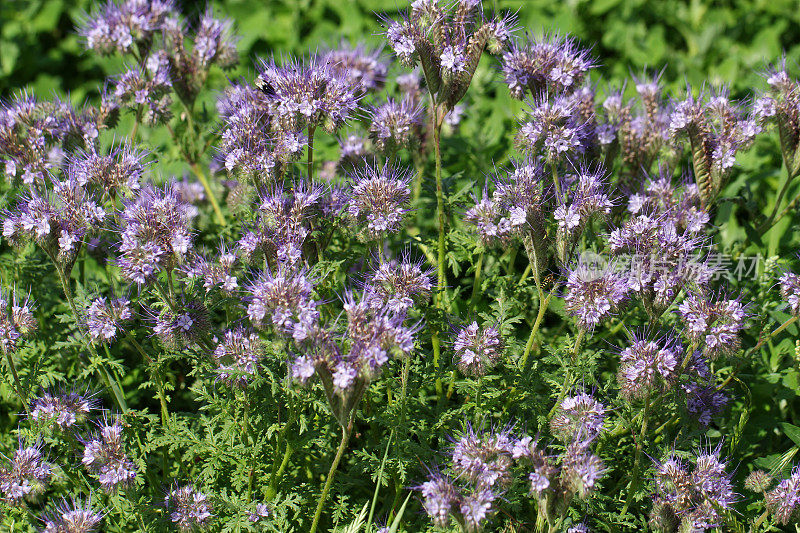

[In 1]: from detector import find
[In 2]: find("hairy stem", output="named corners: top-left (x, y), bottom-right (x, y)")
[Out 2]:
top-left (3, 349), bottom-right (28, 408)
top-left (469, 250), bottom-right (484, 312)
top-left (519, 289), bottom-right (554, 371)
top-left (621, 393), bottom-right (652, 516)
top-left (309, 419), bottom-right (354, 533)
top-left (189, 162), bottom-right (226, 227)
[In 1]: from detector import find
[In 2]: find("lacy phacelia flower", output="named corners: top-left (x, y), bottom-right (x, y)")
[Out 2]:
top-left (0, 444), bottom-right (52, 504)
top-left (368, 98), bottom-right (422, 153)
top-left (681, 353), bottom-right (729, 427)
top-left (453, 322), bottom-right (503, 377)
top-left (322, 43), bottom-right (389, 95)
top-left (85, 297), bottom-right (132, 342)
top-left (4, 177), bottom-right (106, 265)
top-left (464, 158), bottom-right (545, 248)
top-left (780, 270), bottom-right (800, 315)
top-left (213, 328), bottom-right (264, 386)
top-left (516, 94), bottom-right (589, 162)
top-left (30, 390), bottom-right (94, 430)
top-left (117, 184), bottom-right (194, 284)
top-left (256, 55), bottom-right (360, 135)
top-left (550, 392), bottom-right (606, 443)
top-left (217, 82), bottom-right (276, 178)
top-left (347, 161), bottom-right (412, 240)
top-left (617, 334), bottom-right (681, 400)
top-left (677, 294), bottom-right (746, 359)
top-left (42, 498), bottom-right (103, 533)
top-left (184, 244), bottom-right (239, 293)
top-left (78, 0), bottom-right (177, 55)
top-left (68, 143), bottom-right (147, 196)
top-left (246, 268), bottom-right (318, 341)
top-left (81, 419), bottom-right (137, 491)
top-left (238, 183), bottom-right (323, 266)
top-left (452, 425), bottom-right (516, 490)
top-left (418, 473), bottom-right (461, 529)
top-left (0, 289), bottom-right (36, 353)
top-left (110, 61), bottom-right (172, 126)
top-left (560, 440), bottom-right (606, 499)
top-left (554, 166), bottom-right (613, 235)
top-left (166, 485), bottom-right (213, 531)
top-left (743, 470), bottom-right (772, 493)
top-left (650, 446), bottom-right (736, 532)
top-left (151, 300), bottom-right (209, 349)
top-left (365, 256), bottom-right (433, 313)
top-left (501, 34), bottom-right (594, 98)
top-left (564, 259), bottom-right (630, 330)
top-left (764, 465), bottom-right (800, 525)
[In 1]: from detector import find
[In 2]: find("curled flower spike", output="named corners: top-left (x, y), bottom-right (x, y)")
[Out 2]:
top-left (755, 61), bottom-right (800, 176)
top-left (256, 55), bottom-right (361, 135)
top-left (650, 444), bottom-right (736, 531)
top-left (77, 0), bottom-right (177, 55)
top-left (743, 470), bottom-right (772, 493)
top-left (184, 244), bottom-right (239, 293)
top-left (418, 472), bottom-right (460, 529)
top-left (80, 418), bottom-right (137, 491)
top-left (217, 82), bottom-right (277, 179)
top-left (364, 255), bottom-right (433, 313)
top-left (42, 497), bottom-right (103, 533)
top-left (564, 257), bottom-right (630, 330)
top-left (452, 321), bottom-right (504, 377)
top-left (550, 392), bottom-right (606, 444)
top-left (110, 61), bottom-right (172, 126)
top-left (150, 299), bottom-right (209, 350)
top-left (245, 267), bottom-right (319, 341)
top-left (780, 270), bottom-right (800, 315)
top-left (0, 443), bottom-right (52, 504)
top-left (501, 33), bottom-right (595, 99)
top-left (166, 484), bottom-right (213, 531)
top-left (516, 94), bottom-right (590, 162)
top-left (0, 288), bottom-right (36, 353)
top-left (85, 296), bottom-right (132, 342)
top-left (213, 328), bottom-right (265, 387)
top-left (117, 184), bottom-right (194, 284)
top-left (764, 465), bottom-right (800, 524)
top-left (322, 42), bottom-right (389, 95)
top-left (30, 389), bottom-right (96, 430)
top-left (617, 333), bottom-right (681, 400)
top-left (677, 293), bottom-right (746, 359)
top-left (68, 143), bottom-right (148, 197)
top-left (347, 161), bottom-right (412, 240)
top-left (368, 98), bottom-right (423, 153)
top-left (451, 424), bottom-right (516, 490)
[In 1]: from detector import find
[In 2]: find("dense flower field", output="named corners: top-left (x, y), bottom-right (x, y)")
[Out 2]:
top-left (3, 0), bottom-right (800, 531)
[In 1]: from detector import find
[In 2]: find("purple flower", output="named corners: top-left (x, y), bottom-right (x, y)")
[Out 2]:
top-left (245, 267), bottom-right (319, 341)
top-left (561, 440), bottom-right (606, 498)
top-left (554, 166), bottom-right (613, 234)
top-left (347, 161), bottom-right (412, 239)
top-left (453, 322), bottom-right (504, 377)
top-left (765, 465), bottom-right (800, 525)
top-left (193, 8), bottom-right (239, 70)
top-left (86, 297), bottom-right (132, 342)
top-left (0, 444), bottom-right (52, 504)
top-left (617, 334), bottom-right (681, 399)
top-left (0, 289), bottom-right (36, 352)
top-left (78, 0), bottom-right (177, 55)
top-left (550, 392), bottom-right (606, 444)
top-left (217, 82), bottom-right (276, 178)
top-left (652, 445), bottom-right (736, 530)
top-left (150, 300), bottom-right (209, 349)
top-left (516, 94), bottom-right (589, 162)
top-left (459, 489), bottom-right (496, 532)
top-left (117, 184), bottom-right (194, 284)
top-left (42, 497), bottom-right (103, 533)
top-left (368, 98), bottom-right (422, 153)
top-left (322, 43), bottom-right (389, 95)
top-left (166, 485), bottom-right (213, 531)
top-left (451, 425), bottom-right (515, 490)
top-left (564, 259), bottom-right (630, 330)
top-left (30, 390), bottom-right (95, 430)
top-left (677, 293), bottom-right (746, 359)
top-left (501, 34), bottom-right (594, 98)
top-left (780, 270), bottom-right (800, 315)
top-left (418, 473), bottom-right (459, 528)
top-left (81, 418), bottom-right (137, 491)
top-left (68, 143), bottom-right (148, 196)
top-left (364, 255), bottom-right (433, 313)
top-left (213, 328), bottom-right (264, 386)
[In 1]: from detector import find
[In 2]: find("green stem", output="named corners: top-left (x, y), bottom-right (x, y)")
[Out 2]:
top-left (189, 162), bottom-right (226, 227)
top-left (55, 263), bottom-right (128, 412)
top-left (307, 126), bottom-right (316, 183)
top-left (125, 334), bottom-right (169, 427)
top-left (759, 164), bottom-right (797, 232)
top-left (520, 290), bottom-right (554, 371)
top-left (433, 108), bottom-right (447, 311)
top-left (548, 329), bottom-right (585, 418)
top-left (469, 250), bottom-right (484, 312)
top-left (621, 393), bottom-right (652, 516)
top-left (551, 161), bottom-right (562, 200)
top-left (309, 419), bottom-right (354, 533)
top-left (3, 349), bottom-right (28, 407)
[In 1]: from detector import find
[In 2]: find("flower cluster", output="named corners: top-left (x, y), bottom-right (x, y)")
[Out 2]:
top-left (78, 0), bottom-right (177, 55)
top-left (81, 419), bottom-right (138, 491)
top-left (30, 390), bottom-right (95, 431)
top-left (0, 289), bottom-right (36, 353)
top-left (246, 267), bottom-right (319, 341)
top-left (364, 256), bottom-right (433, 313)
top-left (213, 328), bottom-right (265, 386)
top-left (780, 270), bottom-right (800, 315)
top-left (347, 161), bottom-right (412, 240)
top-left (677, 293), bottom-right (746, 359)
top-left (764, 465), bottom-right (800, 525)
top-left (166, 484), bottom-right (213, 531)
top-left (650, 446), bottom-right (736, 531)
top-left (368, 98), bottom-right (422, 153)
top-left (68, 144), bottom-right (147, 196)
top-left (85, 297), bottom-right (132, 342)
top-left (453, 321), bottom-right (503, 377)
top-left (42, 498), bottom-right (103, 533)
top-left (564, 258), bottom-right (630, 330)
top-left (0, 444), bottom-right (52, 504)
top-left (617, 334), bottom-right (681, 399)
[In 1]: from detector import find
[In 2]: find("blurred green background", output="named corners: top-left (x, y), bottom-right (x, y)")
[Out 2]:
top-left (2, 0), bottom-right (800, 102)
